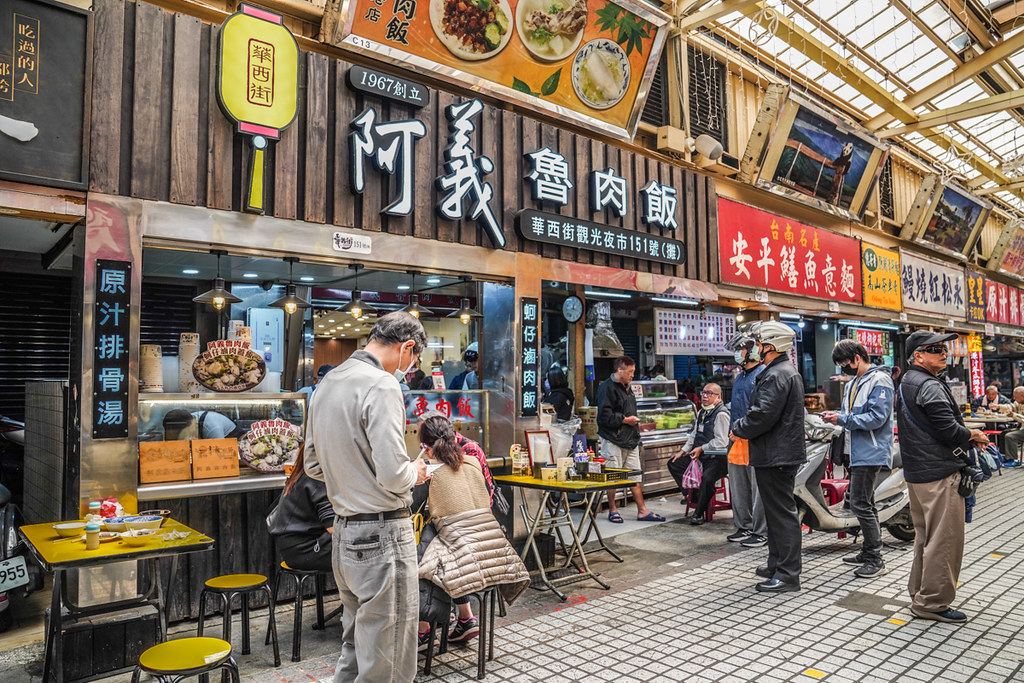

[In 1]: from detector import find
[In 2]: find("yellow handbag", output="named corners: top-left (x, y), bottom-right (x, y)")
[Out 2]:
top-left (727, 438), bottom-right (749, 466)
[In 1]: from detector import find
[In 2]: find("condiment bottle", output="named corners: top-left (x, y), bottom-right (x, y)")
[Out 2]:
top-left (85, 523), bottom-right (101, 550)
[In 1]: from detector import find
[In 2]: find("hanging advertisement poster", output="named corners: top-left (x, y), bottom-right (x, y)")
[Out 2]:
top-left (965, 271), bottom-right (986, 325)
top-left (968, 335), bottom-right (984, 400)
top-left (325, 0), bottom-right (670, 140)
top-left (718, 198), bottom-right (862, 303)
top-left (985, 279), bottom-right (1010, 325)
top-left (899, 250), bottom-right (965, 319)
top-left (861, 244), bottom-right (900, 311)
top-left (654, 310), bottom-right (735, 355)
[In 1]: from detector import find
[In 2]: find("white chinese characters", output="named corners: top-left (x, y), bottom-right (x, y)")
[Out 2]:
top-left (525, 148), bottom-right (573, 205)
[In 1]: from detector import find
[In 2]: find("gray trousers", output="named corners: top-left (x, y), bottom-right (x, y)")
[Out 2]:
top-left (1003, 429), bottom-right (1024, 460)
top-left (727, 462), bottom-right (767, 536)
top-left (332, 517), bottom-right (418, 683)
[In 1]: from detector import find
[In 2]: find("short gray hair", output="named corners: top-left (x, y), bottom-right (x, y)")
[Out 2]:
top-left (369, 311), bottom-right (427, 355)
top-left (987, 385), bottom-right (998, 393)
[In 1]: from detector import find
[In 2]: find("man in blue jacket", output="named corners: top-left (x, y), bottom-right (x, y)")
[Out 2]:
top-left (821, 339), bottom-right (894, 579)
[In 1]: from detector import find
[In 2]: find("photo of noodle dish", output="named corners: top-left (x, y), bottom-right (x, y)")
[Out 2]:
top-left (192, 347), bottom-right (266, 392)
top-left (429, 0), bottom-right (513, 60)
top-left (516, 0), bottom-right (587, 62)
top-left (571, 38), bottom-right (630, 110)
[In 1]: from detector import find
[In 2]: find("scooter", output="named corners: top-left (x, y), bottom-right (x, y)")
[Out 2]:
top-left (0, 414), bottom-right (24, 505)
top-left (0, 416), bottom-right (42, 632)
top-left (798, 414), bottom-right (915, 542)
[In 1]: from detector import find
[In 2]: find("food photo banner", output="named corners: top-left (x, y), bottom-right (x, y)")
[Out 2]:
top-left (331, 0), bottom-right (670, 139)
top-left (899, 250), bottom-right (965, 319)
top-left (717, 198), bottom-right (863, 303)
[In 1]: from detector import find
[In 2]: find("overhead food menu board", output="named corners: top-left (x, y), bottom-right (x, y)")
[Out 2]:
top-left (654, 310), bottom-right (735, 356)
top-left (330, 0), bottom-right (670, 140)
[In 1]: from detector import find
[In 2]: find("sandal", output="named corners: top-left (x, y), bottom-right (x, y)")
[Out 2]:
top-left (637, 512), bottom-right (666, 522)
top-left (607, 511), bottom-right (624, 524)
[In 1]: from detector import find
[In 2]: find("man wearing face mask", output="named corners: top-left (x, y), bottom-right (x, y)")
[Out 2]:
top-left (305, 311), bottom-right (431, 683)
top-left (820, 339), bottom-right (895, 579)
top-left (668, 383), bottom-right (730, 525)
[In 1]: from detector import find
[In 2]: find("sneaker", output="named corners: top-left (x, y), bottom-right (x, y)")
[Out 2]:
top-left (842, 553), bottom-right (866, 565)
top-left (417, 630), bottom-right (433, 653)
top-left (449, 617), bottom-right (479, 644)
top-left (726, 530), bottom-right (750, 542)
top-left (854, 561), bottom-right (887, 578)
top-left (910, 606), bottom-right (967, 623)
top-left (740, 534), bottom-right (767, 548)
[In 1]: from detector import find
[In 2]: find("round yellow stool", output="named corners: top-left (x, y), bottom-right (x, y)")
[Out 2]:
top-left (131, 637), bottom-right (238, 682)
top-left (197, 574), bottom-right (280, 668)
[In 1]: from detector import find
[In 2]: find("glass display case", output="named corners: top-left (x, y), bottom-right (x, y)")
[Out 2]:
top-left (630, 381), bottom-right (697, 492)
top-left (137, 393), bottom-right (305, 499)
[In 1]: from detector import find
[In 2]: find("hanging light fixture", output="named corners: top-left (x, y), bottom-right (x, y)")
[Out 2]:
top-left (340, 264), bottom-right (377, 318)
top-left (193, 249), bottom-right (243, 311)
top-left (269, 257), bottom-right (312, 315)
top-left (736, 308), bottom-right (745, 322)
top-left (401, 271), bottom-right (433, 319)
top-left (446, 276), bottom-right (482, 324)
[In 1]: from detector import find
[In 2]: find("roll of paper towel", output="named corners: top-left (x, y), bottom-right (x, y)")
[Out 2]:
top-left (161, 356), bottom-right (178, 395)
top-left (139, 345), bottom-right (163, 393)
top-left (178, 333), bottom-right (201, 393)
top-left (255, 371), bottom-right (281, 393)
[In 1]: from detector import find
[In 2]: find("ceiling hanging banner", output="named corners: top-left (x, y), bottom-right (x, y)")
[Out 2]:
top-left (717, 198), bottom-right (862, 303)
top-left (899, 250), bottom-right (965, 319)
top-left (965, 271), bottom-right (986, 325)
top-left (861, 244), bottom-right (901, 312)
top-left (327, 0), bottom-right (670, 140)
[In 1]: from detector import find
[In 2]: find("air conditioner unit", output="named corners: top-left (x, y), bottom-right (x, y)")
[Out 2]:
top-left (696, 152), bottom-right (739, 176)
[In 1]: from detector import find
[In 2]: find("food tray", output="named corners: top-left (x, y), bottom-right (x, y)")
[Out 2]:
top-left (583, 467), bottom-right (635, 482)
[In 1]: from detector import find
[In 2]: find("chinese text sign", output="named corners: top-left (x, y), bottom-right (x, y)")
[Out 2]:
top-left (899, 250), bottom-right (965, 319)
top-left (861, 245), bottom-right (901, 312)
top-left (92, 260), bottom-right (131, 439)
top-left (654, 310), bottom-right (735, 355)
top-left (965, 271), bottom-right (986, 325)
top-left (520, 297), bottom-right (540, 417)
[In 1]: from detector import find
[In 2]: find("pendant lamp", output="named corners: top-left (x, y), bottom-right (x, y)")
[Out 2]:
top-left (446, 275), bottom-right (482, 324)
top-left (269, 257), bottom-right (312, 315)
top-left (401, 272), bottom-right (433, 318)
top-left (193, 250), bottom-right (243, 311)
top-left (340, 264), bottom-right (377, 318)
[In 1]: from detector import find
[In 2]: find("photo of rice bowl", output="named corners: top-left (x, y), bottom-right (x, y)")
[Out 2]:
top-left (238, 431), bottom-right (301, 472)
top-left (192, 348), bottom-right (266, 392)
top-left (515, 0), bottom-right (587, 62)
top-left (571, 38), bottom-right (630, 110)
top-left (429, 0), bottom-right (514, 60)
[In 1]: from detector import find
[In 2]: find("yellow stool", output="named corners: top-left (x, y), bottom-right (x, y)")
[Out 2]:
top-left (197, 574), bottom-right (280, 668)
top-left (130, 637), bottom-right (238, 682)
top-left (271, 561), bottom-right (342, 662)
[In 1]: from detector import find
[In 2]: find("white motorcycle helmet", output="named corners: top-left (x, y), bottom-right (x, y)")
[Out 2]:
top-left (750, 319), bottom-right (796, 353)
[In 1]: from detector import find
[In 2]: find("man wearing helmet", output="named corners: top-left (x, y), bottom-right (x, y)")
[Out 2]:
top-left (731, 320), bottom-right (807, 593)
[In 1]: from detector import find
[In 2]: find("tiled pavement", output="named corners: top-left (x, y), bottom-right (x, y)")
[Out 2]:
top-left (5, 470), bottom-right (1023, 682)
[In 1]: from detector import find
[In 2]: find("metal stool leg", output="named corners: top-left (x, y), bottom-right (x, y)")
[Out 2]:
top-left (263, 584), bottom-right (281, 667)
top-left (475, 591), bottom-right (487, 680)
top-left (240, 591), bottom-right (251, 655)
top-left (291, 574), bottom-right (309, 662)
top-left (314, 573), bottom-right (326, 629)
top-left (266, 571), bottom-right (286, 647)
top-left (488, 588), bottom-right (497, 662)
top-left (198, 590), bottom-right (208, 636)
top-left (423, 622), bottom-right (436, 675)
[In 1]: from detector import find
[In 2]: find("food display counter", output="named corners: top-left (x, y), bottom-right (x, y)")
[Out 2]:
top-left (631, 380), bottom-right (696, 493)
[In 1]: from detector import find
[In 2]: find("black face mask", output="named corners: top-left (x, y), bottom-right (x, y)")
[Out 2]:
top-left (840, 363), bottom-right (858, 376)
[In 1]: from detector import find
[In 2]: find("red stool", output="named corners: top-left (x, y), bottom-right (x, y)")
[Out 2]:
top-left (685, 476), bottom-right (731, 521)
top-left (820, 479), bottom-right (849, 505)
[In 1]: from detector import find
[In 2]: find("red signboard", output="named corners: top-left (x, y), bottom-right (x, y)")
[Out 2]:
top-left (986, 280), bottom-right (1011, 324)
top-left (718, 198), bottom-right (863, 302)
top-left (853, 329), bottom-right (886, 356)
top-left (970, 350), bottom-right (985, 398)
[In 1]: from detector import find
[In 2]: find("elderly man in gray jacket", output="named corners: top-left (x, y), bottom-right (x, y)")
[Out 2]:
top-left (822, 339), bottom-right (894, 579)
top-left (306, 312), bottom-right (431, 683)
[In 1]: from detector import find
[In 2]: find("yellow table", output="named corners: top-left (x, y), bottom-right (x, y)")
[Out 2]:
top-left (493, 474), bottom-right (638, 601)
top-left (20, 518), bottom-right (214, 683)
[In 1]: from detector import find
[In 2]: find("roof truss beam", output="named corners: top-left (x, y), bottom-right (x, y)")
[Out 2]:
top-left (677, 0), bottom-right (761, 33)
top-left (877, 88), bottom-right (1024, 138)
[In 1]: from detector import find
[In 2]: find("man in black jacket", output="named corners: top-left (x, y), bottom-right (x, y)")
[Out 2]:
top-left (897, 331), bottom-right (988, 623)
top-left (597, 356), bottom-right (664, 523)
top-left (731, 320), bottom-right (805, 593)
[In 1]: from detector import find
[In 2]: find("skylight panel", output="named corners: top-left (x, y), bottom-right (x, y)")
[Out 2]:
top-left (931, 81), bottom-right (984, 109)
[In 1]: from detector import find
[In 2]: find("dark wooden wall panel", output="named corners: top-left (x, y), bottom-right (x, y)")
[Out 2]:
top-left (707, 176), bottom-right (719, 283)
top-left (304, 52), bottom-right (330, 224)
top-left (170, 13), bottom-right (202, 206)
top-left (333, 66), bottom-right (356, 229)
top-left (206, 23), bottom-right (233, 211)
top-left (89, 0), bottom-right (124, 194)
top-left (130, 2), bottom-right (170, 200)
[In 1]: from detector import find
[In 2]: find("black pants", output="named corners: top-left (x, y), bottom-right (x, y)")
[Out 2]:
top-left (277, 531), bottom-right (334, 573)
top-left (849, 465), bottom-right (883, 563)
top-left (692, 455), bottom-right (728, 516)
top-left (754, 465), bottom-right (802, 585)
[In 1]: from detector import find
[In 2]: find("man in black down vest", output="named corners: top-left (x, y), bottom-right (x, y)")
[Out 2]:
top-left (897, 331), bottom-right (988, 624)
top-left (731, 320), bottom-right (805, 593)
top-left (668, 382), bottom-right (730, 525)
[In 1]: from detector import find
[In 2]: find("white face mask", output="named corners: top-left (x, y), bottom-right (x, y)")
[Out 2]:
top-left (394, 344), bottom-right (418, 382)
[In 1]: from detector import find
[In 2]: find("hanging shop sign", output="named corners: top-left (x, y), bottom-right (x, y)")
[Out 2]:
top-left (968, 334), bottom-right (984, 399)
top-left (218, 4), bottom-right (299, 214)
top-left (92, 260), bottom-right (131, 439)
top-left (965, 271), bottom-right (986, 325)
top-left (899, 250), bottom-right (965, 319)
top-left (347, 65), bottom-right (429, 107)
top-left (861, 245), bottom-right (901, 312)
top-left (653, 310), bottom-right (735, 355)
top-left (0, 0), bottom-right (90, 189)
top-left (717, 198), bottom-right (862, 302)
top-left (516, 208), bottom-right (683, 265)
top-left (983, 279), bottom-right (1024, 327)
top-left (327, 0), bottom-right (670, 141)
top-left (520, 297), bottom-right (540, 417)
top-left (851, 329), bottom-right (888, 357)
top-left (405, 391), bottom-right (479, 421)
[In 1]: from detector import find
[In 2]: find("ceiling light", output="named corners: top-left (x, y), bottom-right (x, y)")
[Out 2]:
top-left (821, 321), bottom-right (829, 330)
top-left (779, 313), bottom-right (801, 321)
top-left (448, 298), bottom-right (483, 325)
top-left (397, 284), bottom-right (411, 291)
top-left (353, 327), bottom-right (361, 332)
top-left (328, 319), bottom-right (336, 323)
top-left (182, 268), bottom-right (200, 275)
top-left (344, 322), bottom-right (352, 327)
top-left (583, 290), bottom-right (632, 299)
top-left (243, 272), bottom-right (258, 278)
top-left (401, 272), bottom-right (434, 318)
top-left (340, 264), bottom-right (377, 319)
top-left (426, 277), bottom-right (441, 285)
top-left (318, 324), bottom-right (324, 328)
top-left (797, 317), bottom-right (805, 329)
top-left (193, 250), bottom-right (243, 311)
top-left (300, 276), bottom-right (315, 282)
top-left (269, 257), bottom-right (312, 315)
top-left (340, 333), bottom-right (346, 337)
top-left (650, 296), bottom-right (699, 306)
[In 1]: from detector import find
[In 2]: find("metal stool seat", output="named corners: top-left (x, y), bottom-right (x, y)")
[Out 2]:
top-left (131, 637), bottom-right (239, 682)
top-left (271, 561), bottom-right (342, 662)
top-left (198, 573), bottom-right (280, 669)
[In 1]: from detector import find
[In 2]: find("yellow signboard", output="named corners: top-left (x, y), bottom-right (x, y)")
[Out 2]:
top-left (862, 244), bottom-right (901, 311)
top-left (218, 4), bottom-right (299, 213)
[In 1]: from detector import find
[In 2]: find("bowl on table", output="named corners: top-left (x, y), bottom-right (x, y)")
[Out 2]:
top-left (123, 515), bottom-right (163, 531)
top-left (103, 516), bottom-right (130, 533)
top-left (120, 529), bottom-right (157, 547)
top-left (53, 522), bottom-right (87, 538)
top-left (137, 509), bottom-right (172, 525)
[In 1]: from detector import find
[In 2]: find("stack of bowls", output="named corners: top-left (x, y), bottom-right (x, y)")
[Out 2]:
top-left (139, 345), bottom-right (163, 393)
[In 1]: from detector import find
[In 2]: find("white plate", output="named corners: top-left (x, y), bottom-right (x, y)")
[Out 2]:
top-left (429, 0), bottom-right (514, 61)
top-left (515, 0), bottom-right (586, 62)
top-left (571, 38), bottom-right (631, 110)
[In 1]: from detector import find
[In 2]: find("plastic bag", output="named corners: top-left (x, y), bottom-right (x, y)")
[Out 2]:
top-left (548, 417), bottom-right (582, 461)
top-left (727, 438), bottom-right (749, 466)
top-left (681, 459), bottom-right (702, 489)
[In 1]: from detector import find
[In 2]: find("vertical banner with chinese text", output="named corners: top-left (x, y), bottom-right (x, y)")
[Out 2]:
top-left (861, 244), bottom-right (901, 311)
top-left (520, 297), bottom-right (540, 417)
top-left (899, 250), bottom-right (965, 318)
top-left (92, 260), bottom-right (131, 439)
top-left (965, 271), bottom-right (986, 325)
top-left (968, 334), bottom-right (984, 400)
top-left (717, 198), bottom-right (863, 302)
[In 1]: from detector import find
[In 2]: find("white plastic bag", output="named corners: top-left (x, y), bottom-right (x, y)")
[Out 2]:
top-left (547, 417), bottom-right (582, 461)
top-left (681, 459), bottom-right (702, 489)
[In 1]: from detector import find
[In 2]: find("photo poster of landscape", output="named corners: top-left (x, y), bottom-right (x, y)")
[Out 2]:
top-left (920, 183), bottom-right (990, 256)
top-left (769, 104), bottom-right (876, 212)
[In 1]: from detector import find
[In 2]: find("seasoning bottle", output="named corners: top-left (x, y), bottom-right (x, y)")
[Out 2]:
top-left (85, 523), bottom-right (101, 550)
top-left (87, 501), bottom-right (101, 522)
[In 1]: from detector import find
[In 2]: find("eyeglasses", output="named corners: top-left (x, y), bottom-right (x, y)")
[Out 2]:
top-left (700, 391), bottom-right (720, 396)
top-left (919, 345), bottom-right (948, 355)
